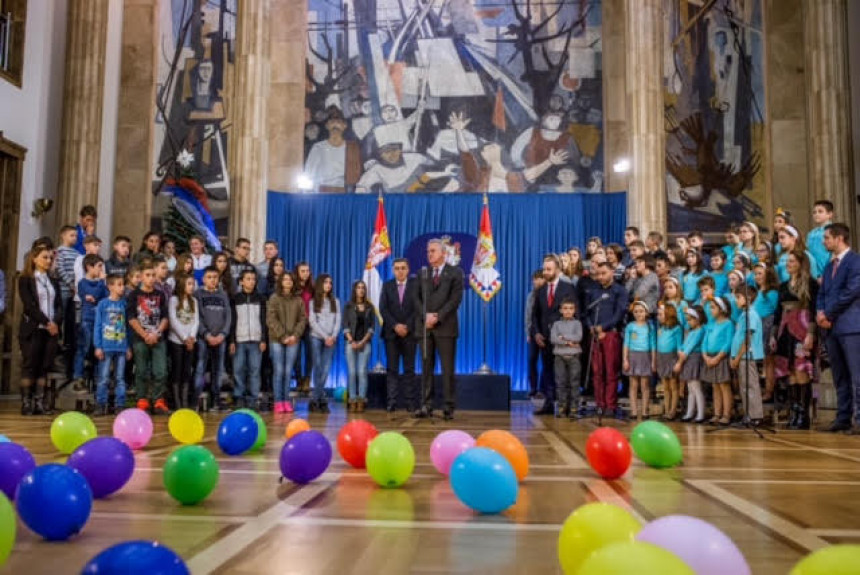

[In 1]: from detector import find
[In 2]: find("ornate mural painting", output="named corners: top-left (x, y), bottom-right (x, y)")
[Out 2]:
top-left (303, 0), bottom-right (605, 194)
top-left (664, 0), bottom-right (766, 236)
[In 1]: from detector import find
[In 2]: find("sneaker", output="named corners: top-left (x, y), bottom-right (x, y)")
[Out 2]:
top-left (319, 402), bottom-right (331, 414)
top-left (274, 401), bottom-right (284, 414)
top-left (283, 401), bottom-right (294, 413)
top-left (153, 398), bottom-right (170, 415)
top-left (136, 398), bottom-right (151, 412)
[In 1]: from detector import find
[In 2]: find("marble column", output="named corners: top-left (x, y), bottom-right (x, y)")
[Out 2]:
top-left (803, 0), bottom-right (855, 223)
top-left (229, 0), bottom-right (271, 255)
top-left (624, 0), bottom-right (666, 234)
top-left (56, 0), bottom-right (109, 227)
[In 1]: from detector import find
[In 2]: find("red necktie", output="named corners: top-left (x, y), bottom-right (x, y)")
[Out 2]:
top-left (832, 257), bottom-right (840, 279)
top-left (548, 282), bottom-right (555, 308)
top-left (433, 267), bottom-right (440, 286)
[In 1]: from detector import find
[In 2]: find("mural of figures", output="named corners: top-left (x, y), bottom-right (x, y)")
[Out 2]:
top-left (664, 0), bottom-right (766, 235)
top-left (152, 0), bottom-right (236, 240)
top-left (303, 0), bottom-right (604, 194)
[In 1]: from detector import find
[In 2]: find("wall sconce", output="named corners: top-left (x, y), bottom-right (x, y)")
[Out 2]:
top-left (31, 198), bottom-right (54, 218)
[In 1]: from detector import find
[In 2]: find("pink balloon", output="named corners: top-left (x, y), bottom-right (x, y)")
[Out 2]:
top-left (637, 515), bottom-right (750, 575)
top-left (430, 430), bottom-right (475, 475)
top-left (112, 408), bottom-right (153, 450)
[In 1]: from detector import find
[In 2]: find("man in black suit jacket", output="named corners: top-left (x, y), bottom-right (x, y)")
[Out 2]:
top-left (414, 239), bottom-right (464, 419)
top-left (379, 258), bottom-right (419, 416)
top-left (532, 253), bottom-right (577, 415)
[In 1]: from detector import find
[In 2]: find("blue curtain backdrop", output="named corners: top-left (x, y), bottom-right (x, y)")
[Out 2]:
top-left (266, 192), bottom-right (627, 391)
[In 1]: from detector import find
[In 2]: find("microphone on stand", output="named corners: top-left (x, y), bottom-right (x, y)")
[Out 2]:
top-left (587, 293), bottom-right (610, 310)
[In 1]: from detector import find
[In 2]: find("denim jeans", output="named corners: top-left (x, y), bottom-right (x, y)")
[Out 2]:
top-left (73, 321), bottom-right (94, 380)
top-left (310, 337), bottom-right (335, 402)
top-left (96, 351), bottom-right (127, 407)
top-left (270, 342), bottom-right (300, 402)
top-left (133, 339), bottom-right (167, 401)
top-left (234, 342), bottom-right (263, 402)
top-left (195, 340), bottom-right (226, 396)
top-left (345, 344), bottom-right (371, 400)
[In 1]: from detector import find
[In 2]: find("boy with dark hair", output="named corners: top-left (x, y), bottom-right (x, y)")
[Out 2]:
top-left (551, 298), bottom-right (583, 419)
top-left (94, 275), bottom-right (131, 414)
top-left (127, 261), bottom-right (170, 414)
top-left (646, 231), bottom-right (667, 259)
top-left (687, 230), bottom-right (711, 269)
top-left (57, 225), bottom-right (80, 380)
top-left (75, 205), bottom-right (98, 254)
top-left (152, 255), bottom-right (172, 300)
top-left (71, 254), bottom-right (108, 387)
top-left (622, 227), bottom-right (641, 266)
top-left (808, 199), bottom-right (835, 273)
top-left (229, 238), bottom-right (256, 291)
top-left (195, 266), bottom-right (232, 410)
top-left (106, 235), bottom-right (132, 277)
top-left (230, 269), bottom-right (267, 409)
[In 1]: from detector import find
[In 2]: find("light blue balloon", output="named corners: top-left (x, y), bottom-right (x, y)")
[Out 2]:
top-left (450, 447), bottom-right (518, 514)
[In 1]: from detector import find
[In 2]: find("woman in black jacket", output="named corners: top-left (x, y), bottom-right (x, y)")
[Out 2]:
top-left (343, 280), bottom-right (376, 413)
top-left (18, 243), bottom-right (63, 415)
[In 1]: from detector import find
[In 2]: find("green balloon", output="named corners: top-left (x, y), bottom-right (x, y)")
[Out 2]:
top-left (791, 545), bottom-right (860, 575)
top-left (630, 421), bottom-right (683, 469)
top-left (578, 542), bottom-right (694, 575)
top-left (163, 445), bottom-right (220, 505)
top-left (365, 432), bottom-right (415, 488)
top-left (50, 411), bottom-right (97, 454)
top-left (0, 493), bottom-right (14, 567)
top-left (236, 409), bottom-right (267, 452)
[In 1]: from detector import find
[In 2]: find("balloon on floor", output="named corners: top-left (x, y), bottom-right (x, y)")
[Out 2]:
top-left (217, 412), bottom-right (258, 456)
top-left (790, 544), bottom-right (860, 575)
top-left (365, 432), bottom-right (415, 488)
top-left (577, 541), bottom-right (694, 574)
top-left (50, 411), bottom-right (97, 455)
top-left (113, 408), bottom-right (154, 450)
top-left (168, 409), bottom-right (205, 445)
top-left (637, 515), bottom-right (750, 575)
top-left (630, 421), bottom-right (683, 469)
top-left (68, 437), bottom-right (135, 499)
top-left (449, 447), bottom-right (518, 514)
top-left (430, 430), bottom-right (475, 476)
top-left (235, 408), bottom-right (267, 451)
top-left (163, 446), bottom-right (219, 505)
top-left (337, 420), bottom-right (378, 469)
top-left (557, 503), bottom-right (641, 575)
top-left (279, 430), bottom-right (332, 485)
top-left (0, 442), bottom-right (36, 500)
top-left (81, 540), bottom-right (189, 575)
top-left (585, 427), bottom-right (632, 480)
top-left (475, 429), bottom-right (529, 482)
top-left (285, 418), bottom-right (311, 440)
top-left (16, 464), bottom-right (93, 541)
top-left (0, 493), bottom-right (14, 567)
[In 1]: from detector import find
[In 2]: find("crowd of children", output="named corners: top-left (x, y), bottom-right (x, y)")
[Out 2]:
top-left (530, 200), bottom-right (850, 429)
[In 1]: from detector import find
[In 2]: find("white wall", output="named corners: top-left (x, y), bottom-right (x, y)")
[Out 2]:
top-left (0, 0), bottom-right (67, 267)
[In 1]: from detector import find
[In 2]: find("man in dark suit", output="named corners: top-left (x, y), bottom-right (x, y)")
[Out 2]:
top-left (379, 258), bottom-right (418, 417)
top-left (414, 239), bottom-right (464, 420)
top-left (532, 253), bottom-right (577, 415)
top-left (816, 223), bottom-right (860, 433)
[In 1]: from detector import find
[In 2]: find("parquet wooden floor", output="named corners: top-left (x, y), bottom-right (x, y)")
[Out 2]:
top-left (1, 401), bottom-right (859, 574)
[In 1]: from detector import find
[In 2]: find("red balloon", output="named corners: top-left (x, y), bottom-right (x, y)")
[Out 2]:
top-left (336, 420), bottom-right (379, 468)
top-left (585, 427), bottom-right (632, 480)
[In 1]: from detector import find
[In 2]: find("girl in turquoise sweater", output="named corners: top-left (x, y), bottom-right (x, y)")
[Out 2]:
top-left (702, 297), bottom-right (735, 425)
top-left (753, 262), bottom-right (780, 401)
top-left (676, 305), bottom-right (707, 423)
top-left (656, 303), bottom-right (683, 420)
top-left (623, 301), bottom-right (656, 421)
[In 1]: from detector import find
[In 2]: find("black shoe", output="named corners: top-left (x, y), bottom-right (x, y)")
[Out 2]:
top-left (614, 407), bottom-right (627, 420)
top-left (693, 418), bottom-right (706, 424)
top-left (680, 415), bottom-right (694, 422)
top-left (533, 403), bottom-right (554, 415)
top-left (412, 407), bottom-right (430, 419)
top-left (319, 402), bottom-right (330, 414)
top-left (308, 400), bottom-right (318, 413)
top-left (443, 410), bottom-right (454, 421)
top-left (824, 421), bottom-right (851, 433)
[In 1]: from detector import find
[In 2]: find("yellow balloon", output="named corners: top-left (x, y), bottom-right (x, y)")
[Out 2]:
top-left (557, 503), bottom-right (641, 575)
top-left (168, 409), bottom-right (205, 444)
top-left (791, 545), bottom-right (860, 575)
top-left (578, 542), bottom-right (694, 575)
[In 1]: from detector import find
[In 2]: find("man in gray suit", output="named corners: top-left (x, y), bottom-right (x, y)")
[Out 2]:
top-left (414, 239), bottom-right (464, 420)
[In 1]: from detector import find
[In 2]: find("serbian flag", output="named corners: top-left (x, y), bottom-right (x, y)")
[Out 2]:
top-left (470, 195), bottom-right (502, 302)
top-left (362, 196), bottom-right (393, 321)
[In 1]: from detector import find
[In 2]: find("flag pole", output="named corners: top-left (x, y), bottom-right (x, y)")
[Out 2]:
top-left (474, 298), bottom-right (493, 374)
top-left (372, 191), bottom-right (387, 374)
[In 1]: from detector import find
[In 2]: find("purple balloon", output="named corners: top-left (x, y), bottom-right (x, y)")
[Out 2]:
top-left (279, 430), bottom-right (332, 484)
top-left (68, 437), bottom-right (135, 499)
top-left (636, 515), bottom-right (750, 575)
top-left (0, 442), bottom-right (36, 500)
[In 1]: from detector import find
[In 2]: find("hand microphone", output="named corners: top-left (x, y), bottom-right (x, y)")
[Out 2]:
top-left (587, 293), bottom-right (610, 310)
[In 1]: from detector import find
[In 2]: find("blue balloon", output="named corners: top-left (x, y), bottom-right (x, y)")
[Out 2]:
top-left (82, 540), bottom-right (189, 575)
top-left (68, 437), bottom-right (135, 499)
top-left (216, 412), bottom-right (258, 456)
top-left (16, 464), bottom-right (92, 541)
top-left (0, 442), bottom-right (36, 500)
top-left (450, 447), bottom-right (519, 514)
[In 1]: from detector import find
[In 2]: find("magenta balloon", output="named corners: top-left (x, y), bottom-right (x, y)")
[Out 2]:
top-left (430, 430), bottom-right (475, 476)
top-left (113, 408), bottom-right (153, 450)
top-left (636, 515), bottom-right (750, 575)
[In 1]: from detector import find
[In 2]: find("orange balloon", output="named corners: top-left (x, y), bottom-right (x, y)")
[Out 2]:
top-left (476, 429), bottom-right (529, 481)
top-left (285, 418), bottom-right (311, 439)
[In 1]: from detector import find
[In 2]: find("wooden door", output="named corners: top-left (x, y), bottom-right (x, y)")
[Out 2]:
top-left (0, 131), bottom-right (25, 394)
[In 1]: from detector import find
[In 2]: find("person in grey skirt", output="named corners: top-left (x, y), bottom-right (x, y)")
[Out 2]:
top-left (623, 301), bottom-right (656, 420)
top-left (656, 303), bottom-right (683, 420)
top-left (676, 306), bottom-right (707, 422)
top-left (701, 297), bottom-right (735, 425)
top-left (550, 298), bottom-right (583, 419)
